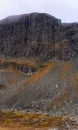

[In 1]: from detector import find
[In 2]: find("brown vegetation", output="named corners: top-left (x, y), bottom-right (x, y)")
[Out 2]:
top-left (0, 111), bottom-right (77, 129)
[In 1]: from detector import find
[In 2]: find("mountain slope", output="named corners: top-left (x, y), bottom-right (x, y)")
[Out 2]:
top-left (0, 13), bottom-right (78, 119)
top-left (0, 58), bottom-right (78, 118)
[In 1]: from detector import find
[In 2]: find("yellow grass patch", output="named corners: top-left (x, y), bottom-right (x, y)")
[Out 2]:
top-left (0, 111), bottom-right (73, 129)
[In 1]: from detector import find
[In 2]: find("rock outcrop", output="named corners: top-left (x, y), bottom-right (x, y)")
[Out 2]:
top-left (0, 13), bottom-right (78, 61)
top-left (0, 13), bottom-right (60, 60)
top-left (0, 12), bottom-right (77, 61)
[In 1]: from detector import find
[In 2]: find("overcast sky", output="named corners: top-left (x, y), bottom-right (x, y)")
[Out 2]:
top-left (0, 0), bottom-right (78, 22)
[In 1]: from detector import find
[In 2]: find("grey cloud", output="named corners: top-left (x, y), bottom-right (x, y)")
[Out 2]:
top-left (0, 0), bottom-right (78, 22)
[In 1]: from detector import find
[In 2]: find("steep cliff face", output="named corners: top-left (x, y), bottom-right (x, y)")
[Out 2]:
top-left (0, 13), bottom-right (61, 60)
top-left (62, 23), bottom-right (78, 59)
top-left (0, 12), bottom-right (78, 61)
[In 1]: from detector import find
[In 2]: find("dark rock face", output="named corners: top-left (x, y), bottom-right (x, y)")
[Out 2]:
top-left (0, 12), bottom-right (78, 61)
top-left (62, 23), bottom-right (78, 60)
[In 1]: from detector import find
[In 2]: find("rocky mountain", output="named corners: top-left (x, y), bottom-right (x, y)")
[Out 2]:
top-left (0, 12), bottom-right (78, 61)
top-left (0, 13), bottom-right (78, 120)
